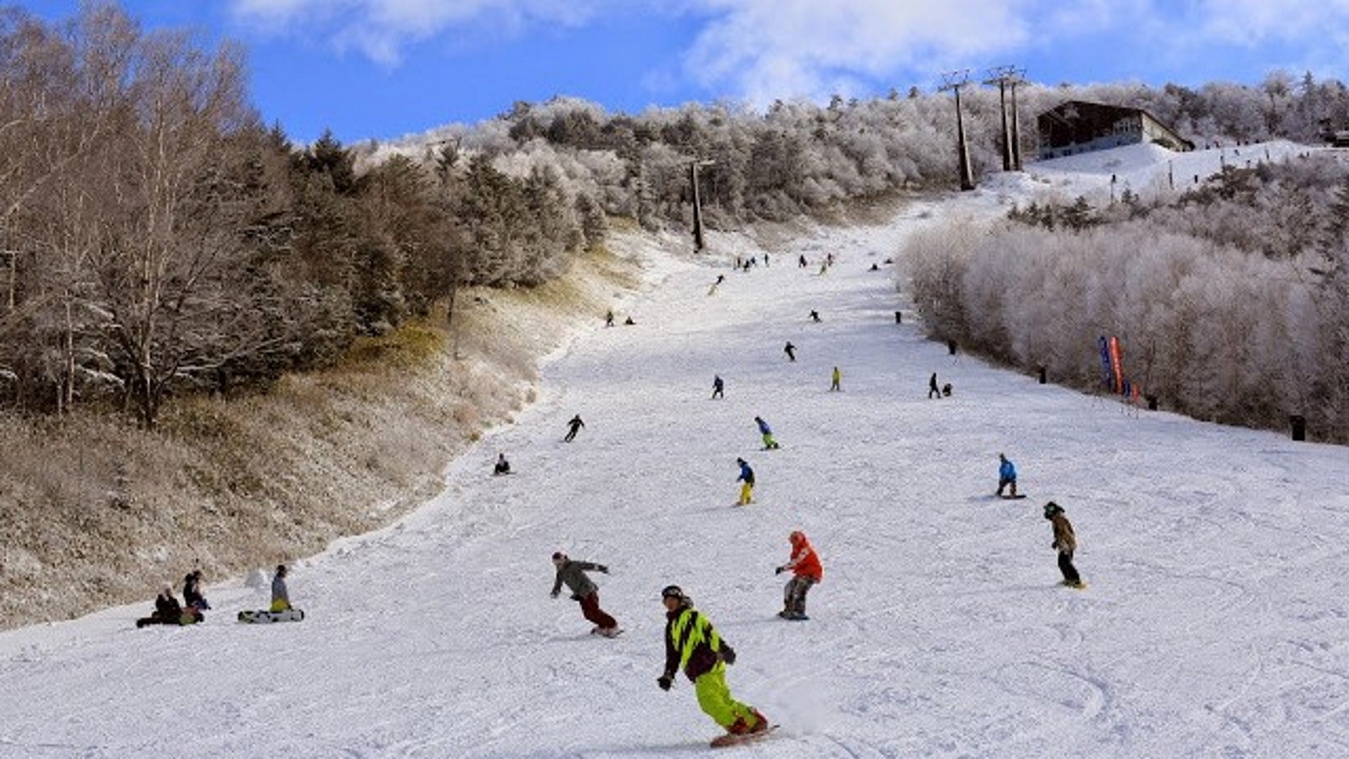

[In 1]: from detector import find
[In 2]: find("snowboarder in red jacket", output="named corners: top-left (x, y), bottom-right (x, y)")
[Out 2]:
top-left (775, 531), bottom-right (823, 620)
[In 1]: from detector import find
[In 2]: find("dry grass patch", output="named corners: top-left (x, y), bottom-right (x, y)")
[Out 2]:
top-left (0, 243), bottom-right (646, 631)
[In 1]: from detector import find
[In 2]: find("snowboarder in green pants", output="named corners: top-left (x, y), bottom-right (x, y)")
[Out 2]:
top-left (657, 585), bottom-right (770, 745)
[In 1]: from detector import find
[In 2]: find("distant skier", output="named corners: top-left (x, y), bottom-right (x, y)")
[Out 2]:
top-left (1044, 502), bottom-right (1084, 588)
top-left (656, 585), bottom-right (770, 744)
top-left (271, 564), bottom-right (291, 612)
top-left (798, 254), bottom-right (808, 268)
top-left (754, 416), bottom-right (779, 450)
top-left (830, 366), bottom-right (841, 392)
top-left (996, 454), bottom-right (1018, 498)
top-left (809, 310), bottom-right (821, 322)
top-left (711, 375), bottom-right (724, 400)
top-left (783, 342), bottom-right (796, 362)
top-left (928, 372), bottom-right (941, 399)
top-left (775, 531), bottom-right (823, 620)
top-left (605, 309), bottom-right (614, 327)
top-left (493, 452), bottom-right (511, 475)
top-left (735, 457), bottom-right (756, 505)
top-left (564, 414), bottom-right (586, 442)
top-left (550, 551), bottom-right (620, 637)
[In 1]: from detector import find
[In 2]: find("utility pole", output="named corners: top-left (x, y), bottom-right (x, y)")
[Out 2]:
top-left (984, 65), bottom-right (1025, 172)
top-left (1009, 71), bottom-right (1024, 170)
top-left (689, 159), bottom-right (715, 252)
top-left (939, 71), bottom-right (976, 191)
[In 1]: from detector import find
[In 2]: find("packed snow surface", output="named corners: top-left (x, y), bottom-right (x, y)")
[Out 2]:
top-left (3, 142), bottom-right (1348, 758)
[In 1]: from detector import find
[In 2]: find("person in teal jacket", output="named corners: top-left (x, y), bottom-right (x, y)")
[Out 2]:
top-left (656, 585), bottom-right (769, 740)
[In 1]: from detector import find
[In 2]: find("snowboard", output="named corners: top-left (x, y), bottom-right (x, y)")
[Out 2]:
top-left (1060, 580), bottom-right (1088, 591)
top-left (776, 611), bottom-right (809, 621)
top-left (136, 611), bottom-right (202, 628)
top-left (711, 725), bottom-right (779, 748)
top-left (590, 627), bottom-right (624, 638)
top-left (998, 493), bottom-right (1027, 500)
top-left (237, 608), bottom-right (305, 624)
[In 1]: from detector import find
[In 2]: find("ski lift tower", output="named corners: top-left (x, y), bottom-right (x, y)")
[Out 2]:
top-left (984, 65), bottom-right (1026, 172)
top-left (939, 70), bottom-right (977, 191)
top-left (690, 158), bottom-right (715, 252)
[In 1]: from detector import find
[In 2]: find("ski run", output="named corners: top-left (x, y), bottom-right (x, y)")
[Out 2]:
top-left (2, 142), bottom-right (1349, 757)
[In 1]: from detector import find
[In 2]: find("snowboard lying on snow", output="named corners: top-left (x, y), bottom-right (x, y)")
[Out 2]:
top-left (237, 608), bottom-right (305, 623)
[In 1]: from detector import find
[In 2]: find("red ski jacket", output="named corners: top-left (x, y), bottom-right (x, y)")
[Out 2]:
top-left (783, 531), bottom-right (823, 582)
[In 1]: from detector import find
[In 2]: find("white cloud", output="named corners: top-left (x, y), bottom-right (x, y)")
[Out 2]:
top-left (226, 0), bottom-right (608, 65)
top-left (1194, 0), bottom-right (1349, 44)
top-left (678, 0), bottom-right (1042, 108)
top-left (675, 0), bottom-right (1349, 107)
top-left (226, 0), bottom-right (1349, 105)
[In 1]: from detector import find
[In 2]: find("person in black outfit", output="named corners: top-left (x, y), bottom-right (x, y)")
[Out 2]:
top-left (155, 587), bottom-right (183, 621)
top-left (564, 414), bottom-right (586, 442)
top-left (928, 372), bottom-right (941, 399)
top-left (784, 342), bottom-right (796, 362)
top-left (494, 452), bottom-right (511, 475)
top-left (182, 570), bottom-right (210, 611)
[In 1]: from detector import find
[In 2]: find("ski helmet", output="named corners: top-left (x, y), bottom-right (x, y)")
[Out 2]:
top-left (661, 585), bottom-right (685, 601)
top-left (1043, 501), bottom-right (1063, 518)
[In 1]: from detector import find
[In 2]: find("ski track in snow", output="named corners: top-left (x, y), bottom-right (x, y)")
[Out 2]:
top-left (4, 144), bottom-right (1349, 757)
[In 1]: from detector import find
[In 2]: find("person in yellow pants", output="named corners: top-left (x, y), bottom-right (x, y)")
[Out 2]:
top-left (735, 458), bottom-right (755, 505)
top-left (656, 586), bottom-right (769, 740)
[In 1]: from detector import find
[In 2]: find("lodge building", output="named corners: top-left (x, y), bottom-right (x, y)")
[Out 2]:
top-left (1037, 100), bottom-right (1194, 159)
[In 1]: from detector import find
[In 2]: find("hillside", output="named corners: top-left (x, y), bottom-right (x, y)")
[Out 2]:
top-left (2, 145), bottom-right (1348, 757)
top-left (0, 240), bottom-right (650, 631)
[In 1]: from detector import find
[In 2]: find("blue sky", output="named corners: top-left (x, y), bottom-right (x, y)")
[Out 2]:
top-left (21, 1), bottom-right (1349, 144)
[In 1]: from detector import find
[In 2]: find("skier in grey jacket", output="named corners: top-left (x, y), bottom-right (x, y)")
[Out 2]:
top-left (550, 552), bottom-right (620, 636)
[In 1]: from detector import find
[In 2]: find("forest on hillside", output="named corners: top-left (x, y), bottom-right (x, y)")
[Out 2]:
top-left (905, 159), bottom-right (1349, 442)
top-left (4, 3), bottom-right (1349, 429)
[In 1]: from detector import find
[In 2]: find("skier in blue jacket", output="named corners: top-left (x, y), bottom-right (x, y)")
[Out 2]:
top-left (754, 416), bottom-right (779, 450)
top-left (996, 454), bottom-right (1018, 497)
top-left (735, 458), bottom-right (755, 505)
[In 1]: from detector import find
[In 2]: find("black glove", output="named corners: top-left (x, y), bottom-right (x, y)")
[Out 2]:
top-left (774, 566), bottom-right (784, 575)
top-left (598, 565), bottom-right (609, 574)
top-left (657, 675), bottom-right (673, 691)
top-left (721, 647), bottom-right (736, 666)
